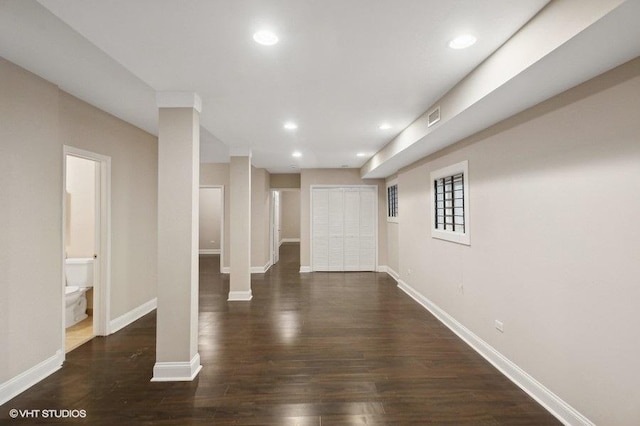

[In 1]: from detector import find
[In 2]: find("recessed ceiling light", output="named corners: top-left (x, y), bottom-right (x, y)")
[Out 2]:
top-left (356, 153), bottom-right (368, 157)
top-left (253, 30), bottom-right (279, 46)
top-left (448, 34), bottom-right (476, 49)
top-left (292, 151), bottom-right (302, 158)
top-left (378, 123), bottom-right (392, 130)
top-left (341, 165), bottom-right (349, 168)
top-left (284, 122), bottom-right (298, 130)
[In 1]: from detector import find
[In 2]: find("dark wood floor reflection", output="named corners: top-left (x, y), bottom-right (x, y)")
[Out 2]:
top-left (1, 243), bottom-right (559, 425)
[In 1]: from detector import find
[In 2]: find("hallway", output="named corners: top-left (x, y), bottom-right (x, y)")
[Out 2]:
top-left (1, 243), bottom-right (558, 424)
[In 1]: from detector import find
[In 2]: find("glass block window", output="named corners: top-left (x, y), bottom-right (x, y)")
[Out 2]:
top-left (431, 161), bottom-right (470, 245)
top-left (387, 184), bottom-right (398, 220)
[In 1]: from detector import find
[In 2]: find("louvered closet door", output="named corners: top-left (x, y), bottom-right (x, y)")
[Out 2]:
top-left (312, 188), bottom-right (329, 270)
top-left (328, 188), bottom-right (344, 271)
top-left (311, 186), bottom-right (376, 272)
top-left (358, 188), bottom-right (376, 270)
top-left (343, 189), bottom-right (361, 271)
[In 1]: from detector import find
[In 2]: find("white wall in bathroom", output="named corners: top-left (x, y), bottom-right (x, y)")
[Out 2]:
top-left (65, 155), bottom-right (96, 258)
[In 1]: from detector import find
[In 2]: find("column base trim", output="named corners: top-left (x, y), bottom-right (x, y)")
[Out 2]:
top-left (299, 266), bottom-right (312, 273)
top-left (151, 353), bottom-right (202, 382)
top-left (250, 260), bottom-right (272, 274)
top-left (228, 290), bottom-right (252, 301)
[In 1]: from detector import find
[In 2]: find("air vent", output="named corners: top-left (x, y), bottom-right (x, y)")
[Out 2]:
top-left (427, 106), bottom-right (441, 127)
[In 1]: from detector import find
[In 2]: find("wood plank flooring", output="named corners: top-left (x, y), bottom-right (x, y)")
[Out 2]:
top-left (1, 243), bottom-right (559, 424)
top-left (65, 316), bottom-right (94, 353)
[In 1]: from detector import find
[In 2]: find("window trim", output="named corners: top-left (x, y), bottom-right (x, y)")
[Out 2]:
top-left (386, 180), bottom-right (398, 223)
top-left (430, 160), bottom-right (470, 245)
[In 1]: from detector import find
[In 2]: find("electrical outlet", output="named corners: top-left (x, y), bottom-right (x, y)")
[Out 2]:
top-left (495, 320), bottom-right (504, 333)
top-left (457, 284), bottom-right (464, 294)
top-left (407, 268), bottom-right (412, 275)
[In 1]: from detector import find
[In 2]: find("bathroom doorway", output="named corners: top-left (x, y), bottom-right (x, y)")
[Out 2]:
top-left (62, 146), bottom-right (111, 355)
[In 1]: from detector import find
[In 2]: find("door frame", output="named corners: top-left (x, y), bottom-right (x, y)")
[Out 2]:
top-left (199, 185), bottom-right (225, 272)
top-left (270, 189), bottom-right (280, 266)
top-left (309, 185), bottom-right (378, 272)
top-left (270, 188), bottom-right (301, 267)
top-left (62, 145), bottom-right (112, 355)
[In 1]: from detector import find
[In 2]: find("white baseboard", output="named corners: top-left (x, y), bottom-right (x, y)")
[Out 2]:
top-left (199, 249), bottom-right (220, 255)
top-left (222, 264), bottom-right (272, 274)
top-left (109, 298), bottom-right (157, 334)
top-left (250, 260), bottom-right (272, 274)
top-left (228, 290), bottom-right (252, 301)
top-left (0, 349), bottom-right (63, 406)
top-left (151, 353), bottom-right (202, 382)
top-left (397, 279), bottom-right (594, 426)
top-left (280, 238), bottom-right (300, 244)
top-left (299, 265), bottom-right (312, 273)
top-left (377, 265), bottom-right (399, 282)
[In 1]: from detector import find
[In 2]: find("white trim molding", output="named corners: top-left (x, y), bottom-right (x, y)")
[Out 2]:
top-left (378, 265), bottom-right (400, 282)
top-left (63, 145), bottom-right (112, 340)
top-left (228, 290), bottom-right (252, 301)
top-left (280, 238), bottom-right (300, 244)
top-left (156, 91), bottom-right (202, 113)
top-left (251, 261), bottom-right (272, 274)
top-left (199, 249), bottom-right (221, 255)
top-left (221, 266), bottom-right (230, 274)
top-left (0, 350), bottom-right (63, 406)
top-left (299, 266), bottom-right (312, 273)
top-left (151, 353), bottom-right (202, 382)
top-left (397, 279), bottom-right (595, 426)
top-left (109, 298), bottom-right (157, 335)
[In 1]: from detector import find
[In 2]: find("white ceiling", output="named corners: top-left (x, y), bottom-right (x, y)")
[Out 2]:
top-left (0, 0), bottom-right (549, 173)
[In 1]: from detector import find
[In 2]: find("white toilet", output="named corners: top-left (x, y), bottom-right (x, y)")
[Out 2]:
top-left (65, 258), bottom-right (94, 328)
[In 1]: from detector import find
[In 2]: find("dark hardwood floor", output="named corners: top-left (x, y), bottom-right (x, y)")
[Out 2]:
top-left (1, 243), bottom-right (559, 425)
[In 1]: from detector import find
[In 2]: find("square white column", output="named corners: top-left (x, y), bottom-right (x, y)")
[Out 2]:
top-left (228, 153), bottom-right (252, 301)
top-left (152, 92), bottom-right (202, 381)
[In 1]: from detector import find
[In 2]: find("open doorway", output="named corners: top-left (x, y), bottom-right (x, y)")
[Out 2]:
top-left (271, 190), bottom-right (280, 266)
top-left (199, 186), bottom-right (224, 272)
top-left (271, 189), bottom-right (300, 266)
top-left (62, 146), bottom-right (110, 354)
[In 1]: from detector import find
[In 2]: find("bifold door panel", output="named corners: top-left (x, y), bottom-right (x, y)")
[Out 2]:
top-left (311, 187), bottom-right (376, 272)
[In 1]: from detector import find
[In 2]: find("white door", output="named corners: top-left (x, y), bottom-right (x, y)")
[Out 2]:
top-left (312, 188), bottom-right (329, 270)
top-left (343, 188), bottom-right (360, 271)
top-left (311, 186), bottom-right (376, 272)
top-left (328, 188), bottom-right (344, 271)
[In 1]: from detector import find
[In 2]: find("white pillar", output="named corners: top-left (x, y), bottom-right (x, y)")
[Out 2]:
top-left (228, 151), bottom-right (252, 301)
top-left (152, 92), bottom-right (202, 381)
